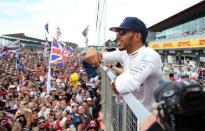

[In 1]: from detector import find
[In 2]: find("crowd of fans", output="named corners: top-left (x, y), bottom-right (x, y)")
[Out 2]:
top-left (1, 46), bottom-right (205, 131)
top-left (164, 63), bottom-right (205, 87)
top-left (0, 49), bottom-right (103, 131)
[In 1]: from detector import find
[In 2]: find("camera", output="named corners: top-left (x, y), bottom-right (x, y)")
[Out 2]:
top-left (15, 114), bottom-right (27, 128)
top-left (154, 80), bottom-right (205, 131)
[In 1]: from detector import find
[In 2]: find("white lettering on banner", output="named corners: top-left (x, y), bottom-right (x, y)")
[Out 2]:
top-left (183, 50), bottom-right (192, 53)
top-left (200, 57), bottom-right (205, 62)
top-left (169, 50), bottom-right (175, 53)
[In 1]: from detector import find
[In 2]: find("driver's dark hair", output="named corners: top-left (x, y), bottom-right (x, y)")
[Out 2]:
top-left (141, 35), bottom-right (147, 45)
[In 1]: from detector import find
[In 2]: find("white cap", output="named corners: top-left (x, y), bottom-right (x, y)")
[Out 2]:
top-left (87, 97), bottom-right (92, 101)
top-left (71, 103), bottom-right (76, 107)
top-left (8, 85), bottom-right (16, 89)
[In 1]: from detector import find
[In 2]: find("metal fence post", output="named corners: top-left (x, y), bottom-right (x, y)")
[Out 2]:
top-left (122, 103), bottom-right (127, 131)
top-left (101, 68), bottom-right (151, 131)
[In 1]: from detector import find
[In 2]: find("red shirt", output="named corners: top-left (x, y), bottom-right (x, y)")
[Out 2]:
top-left (55, 120), bottom-right (63, 131)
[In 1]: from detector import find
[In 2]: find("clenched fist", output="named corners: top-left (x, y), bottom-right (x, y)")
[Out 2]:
top-left (85, 47), bottom-right (102, 67)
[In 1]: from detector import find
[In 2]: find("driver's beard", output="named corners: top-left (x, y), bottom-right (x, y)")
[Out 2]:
top-left (118, 42), bottom-right (129, 51)
top-left (118, 48), bottom-right (124, 51)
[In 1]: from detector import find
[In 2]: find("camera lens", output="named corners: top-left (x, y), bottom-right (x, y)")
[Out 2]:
top-left (163, 90), bottom-right (175, 98)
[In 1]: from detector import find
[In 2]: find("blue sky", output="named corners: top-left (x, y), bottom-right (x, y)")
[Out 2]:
top-left (0, 0), bottom-right (203, 47)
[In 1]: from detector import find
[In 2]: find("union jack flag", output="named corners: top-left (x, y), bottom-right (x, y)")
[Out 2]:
top-left (1, 40), bottom-right (21, 54)
top-left (50, 39), bottom-right (70, 66)
top-left (16, 52), bottom-right (24, 71)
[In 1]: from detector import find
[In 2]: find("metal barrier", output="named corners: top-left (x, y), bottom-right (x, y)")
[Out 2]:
top-left (101, 67), bottom-right (151, 131)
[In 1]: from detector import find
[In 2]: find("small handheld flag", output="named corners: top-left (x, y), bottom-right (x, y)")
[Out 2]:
top-left (82, 25), bottom-right (89, 47)
top-left (45, 23), bottom-right (49, 34)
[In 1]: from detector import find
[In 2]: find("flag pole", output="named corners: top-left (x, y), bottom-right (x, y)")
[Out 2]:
top-left (46, 56), bottom-right (52, 93)
top-left (44, 22), bottom-right (52, 93)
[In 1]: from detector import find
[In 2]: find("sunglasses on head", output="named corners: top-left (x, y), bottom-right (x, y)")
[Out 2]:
top-left (38, 120), bottom-right (45, 124)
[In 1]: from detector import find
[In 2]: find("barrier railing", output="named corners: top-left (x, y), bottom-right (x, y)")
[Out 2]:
top-left (101, 67), bottom-right (151, 131)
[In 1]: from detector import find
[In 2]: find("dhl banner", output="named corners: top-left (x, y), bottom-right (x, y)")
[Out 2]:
top-left (149, 38), bottom-right (205, 49)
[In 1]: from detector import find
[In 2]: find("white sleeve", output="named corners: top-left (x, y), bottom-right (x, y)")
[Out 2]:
top-left (60, 117), bottom-right (67, 126)
top-left (102, 50), bottom-right (123, 65)
top-left (115, 54), bottom-right (156, 94)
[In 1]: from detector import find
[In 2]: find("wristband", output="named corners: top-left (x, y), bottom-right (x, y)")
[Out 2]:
top-left (109, 64), bottom-right (113, 68)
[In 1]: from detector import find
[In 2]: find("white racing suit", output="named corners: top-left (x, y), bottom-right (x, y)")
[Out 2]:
top-left (102, 46), bottom-right (164, 112)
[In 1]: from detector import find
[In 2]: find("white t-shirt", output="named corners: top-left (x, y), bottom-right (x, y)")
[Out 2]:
top-left (102, 46), bottom-right (163, 111)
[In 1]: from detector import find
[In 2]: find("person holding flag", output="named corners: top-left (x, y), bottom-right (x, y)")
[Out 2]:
top-left (46, 39), bottom-right (70, 93)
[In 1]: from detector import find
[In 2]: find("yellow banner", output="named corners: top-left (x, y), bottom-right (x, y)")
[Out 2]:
top-left (149, 38), bottom-right (205, 49)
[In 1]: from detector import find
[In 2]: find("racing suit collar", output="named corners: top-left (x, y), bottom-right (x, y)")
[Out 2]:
top-left (128, 46), bottom-right (145, 56)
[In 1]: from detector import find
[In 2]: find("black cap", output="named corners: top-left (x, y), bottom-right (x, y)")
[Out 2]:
top-left (65, 109), bottom-right (71, 115)
top-left (32, 108), bottom-right (39, 113)
top-left (110, 17), bottom-right (148, 38)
